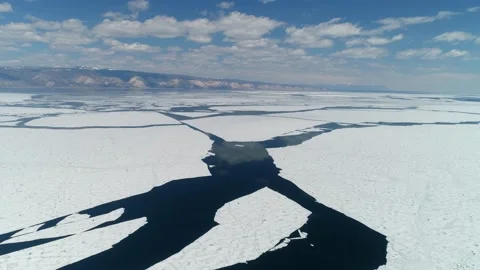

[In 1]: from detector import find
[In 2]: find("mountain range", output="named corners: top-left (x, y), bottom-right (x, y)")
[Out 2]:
top-left (0, 67), bottom-right (391, 92)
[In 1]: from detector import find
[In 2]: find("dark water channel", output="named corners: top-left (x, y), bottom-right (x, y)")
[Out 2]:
top-left (0, 123), bottom-right (387, 270)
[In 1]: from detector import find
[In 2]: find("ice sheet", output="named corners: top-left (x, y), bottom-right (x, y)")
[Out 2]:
top-left (185, 115), bottom-right (325, 142)
top-left (27, 111), bottom-right (179, 127)
top-left (268, 125), bottom-right (480, 270)
top-left (0, 107), bottom-right (81, 117)
top-left (270, 109), bottom-right (480, 124)
top-left (0, 94), bottom-right (33, 103)
top-left (0, 125), bottom-right (212, 232)
top-left (420, 104), bottom-right (480, 114)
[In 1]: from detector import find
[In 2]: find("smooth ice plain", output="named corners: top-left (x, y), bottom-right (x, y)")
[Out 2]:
top-left (0, 90), bottom-right (479, 270)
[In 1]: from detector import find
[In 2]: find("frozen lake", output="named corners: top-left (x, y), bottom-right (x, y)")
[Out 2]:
top-left (0, 90), bottom-right (479, 270)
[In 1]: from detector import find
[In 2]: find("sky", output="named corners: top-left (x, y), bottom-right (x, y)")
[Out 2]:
top-left (0, 0), bottom-right (479, 93)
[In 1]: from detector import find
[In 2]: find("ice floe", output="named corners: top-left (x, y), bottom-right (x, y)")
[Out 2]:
top-left (0, 107), bottom-right (81, 117)
top-left (185, 115), bottom-right (325, 141)
top-left (27, 111), bottom-right (179, 127)
top-left (150, 188), bottom-right (310, 270)
top-left (268, 125), bottom-right (480, 270)
top-left (0, 125), bottom-right (211, 232)
top-left (0, 93), bottom-right (33, 104)
top-left (271, 109), bottom-right (480, 124)
top-left (2, 209), bottom-right (124, 244)
top-left (0, 218), bottom-right (147, 270)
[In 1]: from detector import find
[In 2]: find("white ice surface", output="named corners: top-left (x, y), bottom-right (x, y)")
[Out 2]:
top-left (0, 107), bottom-right (81, 117)
top-left (27, 111), bottom-right (179, 127)
top-left (2, 208), bottom-right (124, 244)
top-left (150, 188), bottom-right (311, 270)
top-left (0, 218), bottom-right (147, 270)
top-left (0, 125), bottom-right (211, 232)
top-left (271, 109), bottom-right (480, 124)
top-left (56, 213), bottom-right (91, 226)
top-left (0, 116), bottom-right (18, 125)
top-left (0, 94), bottom-right (32, 103)
top-left (185, 115), bottom-right (325, 142)
top-left (420, 104), bottom-right (480, 114)
top-left (0, 116), bottom-right (18, 122)
top-left (268, 125), bottom-right (480, 270)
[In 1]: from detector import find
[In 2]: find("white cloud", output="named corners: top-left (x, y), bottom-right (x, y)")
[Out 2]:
top-left (218, 2), bottom-right (234, 9)
top-left (183, 18), bottom-right (217, 43)
top-left (0, 17), bottom-right (95, 48)
top-left (374, 11), bottom-right (457, 33)
top-left (128, 0), bottom-right (149, 12)
top-left (434, 31), bottom-right (476, 42)
top-left (346, 34), bottom-right (403, 47)
top-left (167, 46), bottom-right (182, 52)
top-left (286, 18), bottom-right (361, 48)
top-left (217, 12), bottom-right (282, 41)
top-left (0, 2), bottom-right (12, 12)
top-left (0, 46), bottom-right (19, 51)
top-left (104, 39), bottom-right (160, 53)
top-left (93, 16), bottom-right (186, 38)
top-left (103, 11), bottom-right (136, 21)
top-left (235, 38), bottom-right (275, 48)
top-left (396, 48), bottom-right (460, 60)
top-left (467, 6), bottom-right (480, 12)
top-left (94, 12), bottom-right (281, 44)
top-left (443, 49), bottom-right (469, 58)
top-left (260, 0), bottom-right (276, 3)
top-left (344, 38), bottom-right (364, 47)
top-left (333, 47), bottom-right (388, 59)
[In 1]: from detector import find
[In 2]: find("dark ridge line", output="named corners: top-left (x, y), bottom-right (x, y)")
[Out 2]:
top-left (453, 97), bottom-right (480, 103)
top-left (263, 114), bottom-right (335, 123)
top-left (0, 124), bottom-right (183, 130)
top-left (16, 116), bottom-right (43, 126)
top-left (418, 109), bottom-right (480, 116)
top-left (366, 121), bottom-right (480, 127)
top-left (175, 106), bottom-right (414, 121)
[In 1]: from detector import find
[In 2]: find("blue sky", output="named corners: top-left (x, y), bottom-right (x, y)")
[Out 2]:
top-left (0, 0), bottom-right (479, 93)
